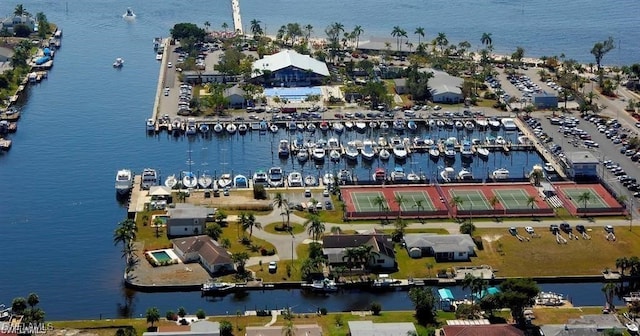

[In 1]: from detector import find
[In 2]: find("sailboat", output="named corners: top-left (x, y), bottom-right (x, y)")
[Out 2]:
top-left (122, 7), bottom-right (136, 19)
top-left (198, 174), bottom-right (213, 189)
top-left (164, 175), bottom-right (178, 189)
top-left (182, 171), bottom-right (198, 188)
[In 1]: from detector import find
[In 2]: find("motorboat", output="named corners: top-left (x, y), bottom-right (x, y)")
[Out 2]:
top-left (253, 170), bottom-right (268, 186)
top-left (218, 173), bottom-right (233, 189)
top-left (332, 122), bottom-right (344, 133)
top-left (535, 292), bottom-right (564, 306)
top-left (259, 120), bottom-right (268, 133)
top-left (278, 139), bottom-right (290, 157)
top-left (213, 122), bottom-right (223, 133)
top-left (369, 121), bottom-right (378, 129)
top-left (377, 137), bottom-right (388, 147)
top-left (489, 118), bottom-right (501, 130)
top-left (199, 123), bottom-right (210, 134)
top-left (296, 123), bottom-right (305, 132)
top-left (407, 172), bottom-right (421, 181)
top-left (327, 137), bottom-right (340, 149)
top-left (238, 123), bottom-right (248, 134)
top-left (436, 120), bottom-right (445, 128)
top-left (380, 121), bottom-right (389, 131)
top-left (464, 120), bottom-right (475, 131)
top-left (392, 143), bottom-right (407, 160)
top-left (155, 53), bottom-right (163, 61)
top-left (623, 292), bottom-right (640, 303)
top-left (288, 121), bottom-right (297, 132)
top-left (475, 117), bottom-right (488, 128)
top-left (373, 167), bottom-right (386, 182)
top-left (444, 142), bottom-right (456, 159)
top-left (122, 7), bottom-right (136, 19)
top-left (306, 123), bottom-right (316, 133)
top-left (338, 169), bottom-right (352, 183)
top-left (329, 149), bottom-right (341, 161)
top-left (201, 280), bottom-right (236, 295)
top-left (185, 118), bottom-right (197, 136)
top-left (182, 172), bottom-right (198, 188)
top-left (444, 119), bottom-right (455, 128)
top-left (234, 174), bottom-right (248, 188)
top-left (345, 142), bottom-right (359, 161)
top-left (164, 174), bottom-right (178, 189)
top-left (198, 174), bottom-right (213, 189)
top-left (304, 175), bottom-right (317, 186)
top-left (407, 120), bottom-right (417, 131)
top-left (226, 123), bottom-right (237, 134)
top-left (440, 167), bottom-right (455, 182)
top-left (307, 278), bottom-right (338, 293)
top-left (270, 124), bottom-right (279, 133)
top-left (355, 122), bottom-right (367, 132)
top-left (389, 136), bottom-right (402, 146)
top-left (543, 162), bottom-right (556, 173)
top-left (312, 147), bottom-right (326, 161)
top-left (268, 167), bottom-right (284, 187)
top-left (146, 118), bottom-right (155, 132)
top-left (492, 168), bottom-right (510, 180)
top-left (454, 120), bottom-right (464, 130)
top-left (319, 121), bottom-right (329, 132)
top-left (476, 147), bottom-right (490, 159)
top-left (361, 140), bottom-right (376, 160)
top-left (495, 136), bottom-right (507, 145)
top-left (344, 121), bottom-right (354, 130)
top-left (141, 168), bottom-right (158, 190)
top-left (458, 168), bottom-right (473, 180)
top-left (113, 57), bottom-right (124, 68)
top-left (393, 119), bottom-right (406, 132)
top-left (323, 173), bottom-right (334, 186)
top-left (115, 169), bottom-right (133, 194)
top-left (379, 148), bottom-right (391, 160)
top-left (501, 118), bottom-right (517, 131)
top-left (428, 119), bottom-right (436, 128)
top-left (372, 274), bottom-right (401, 290)
top-left (391, 167), bottom-right (406, 181)
top-left (297, 150), bottom-right (309, 162)
top-left (171, 119), bottom-right (182, 136)
top-left (626, 322), bottom-right (639, 334)
top-left (429, 146), bottom-right (440, 159)
top-left (287, 172), bottom-right (304, 187)
top-left (461, 140), bottom-right (473, 157)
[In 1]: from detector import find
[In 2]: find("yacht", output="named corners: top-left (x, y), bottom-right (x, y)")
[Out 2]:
top-left (182, 172), bottom-right (198, 188)
top-left (475, 117), bottom-right (488, 129)
top-left (237, 123), bottom-right (248, 134)
top-left (201, 280), bottom-right (236, 295)
top-left (391, 167), bottom-right (406, 181)
top-left (378, 148), bottom-right (391, 160)
top-left (307, 278), bottom-right (338, 293)
top-left (332, 122), bottom-right (344, 133)
top-left (164, 174), bottom-right (178, 189)
top-left (141, 168), bottom-right (158, 190)
top-left (377, 137), bottom-right (388, 147)
top-left (454, 120), bottom-right (464, 130)
top-left (287, 172), bottom-right (304, 187)
top-left (312, 147), bottom-right (326, 161)
top-left (488, 118), bottom-right (501, 130)
top-left (379, 121), bottom-right (390, 131)
top-left (115, 169), bottom-right (133, 195)
top-left (338, 169), bottom-right (352, 183)
top-left (213, 122), bottom-right (224, 133)
top-left (234, 175), bottom-right (248, 188)
top-left (407, 120), bottom-right (417, 131)
top-left (495, 136), bottom-right (507, 145)
top-left (344, 121), bottom-right (354, 130)
top-left (278, 139), bottom-right (290, 157)
top-left (373, 167), bottom-right (386, 182)
top-left (345, 142), bottom-right (359, 161)
top-left (329, 149), bottom-right (341, 161)
top-left (444, 142), bottom-right (456, 159)
top-left (259, 120), bottom-right (268, 133)
top-left (392, 143), bottom-right (407, 160)
top-left (464, 120), bottom-right (475, 131)
top-left (287, 121), bottom-right (297, 132)
top-left (253, 170), bottom-right (268, 186)
top-left (306, 123), bottom-right (316, 133)
top-left (185, 118), bottom-right (197, 136)
top-left (369, 121), bottom-right (378, 129)
top-left (407, 172), bottom-right (421, 181)
top-left (476, 147), bottom-right (490, 159)
top-left (146, 118), bottom-right (155, 132)
top-left (122, 7), bottom-right (136, 19)
top-left (440, 167), bottom-right (455, 182)
top-left (226, 123), bottom-right (237, 134)
top-left (270, 124), bottom-right (279, 133)
top-left (304, 175), bottom-right (317, 186)
top-left (218, 174), bottom-right (233, 189)
top-left (429, 146), bottom-right (440, 159)
top-left (501, 118), bottom-right (517, 131)
top-left (458, 168), bottom-right (473, 180)
top-left (297, 150), bottom-right (309, 162)
top-left (318, 121), bottom-right (329, 132)
top-left (361, 140), bottom-right (376, 160)
top-left (296, 123), bottom-right (305, 132)
top-left (327, 137), bottom-right (340, 149)
top-left (427, 119), bottom-right (436, 128)
top-left (393, 119), bottom-right (406, 132)
top-left (355, 121), bottom-right (367, 132)
top-left (198, 174), bottom-right (213, 189)
top-left (323, 173), bottom-right (335, 186)
top-left (113, 57), bottom-right (124, 68)
top-left (492, 168), bottom-right (510, 180)
top-left (199, 123), bottom-right (210, 134)
top-left (445, 119), bottom-right (455, 128)
top-left (461, 140), bottom-right (473, 158)
top-left (268, 167), bottom-right (284, 187)
top-left (544, 162), bottom-right (556, 173)
top-left (436, 119), bottom-right (445, 128)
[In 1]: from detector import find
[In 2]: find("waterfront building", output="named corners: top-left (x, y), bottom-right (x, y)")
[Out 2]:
top-left (0, 14), bottom-right (36, 34)
top-left (251, 49), bottom-right (329, 87)
top-left (181, 70), bottom-right (241, 85)
top-left (223, 85), bottom-right (246, 108)
top-left (419, 68), bottom-right (464, 103)
top-left (563, 151), bottom-right (599, 181)
top-left (166, 203), bottom-right (214, 236)
top-left (348, 321), bottom-right (417, 336)
top-left (403, 234), bottom-right (476, 261)
top-left (533, 91), bottom-right (559, 109)
top-left (322, 234), bottom-right (396, 269)
top-left (172, 235), bottom-right (234, 274)
top-left (143, 320), bottom-right (220, 336)
top-left (442, 324), bottom-right (524, 336)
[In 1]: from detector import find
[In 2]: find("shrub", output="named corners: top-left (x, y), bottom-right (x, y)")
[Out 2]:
top-left (473, 236), bottom-right (484, 250)
top-left (220, 321), bottom-right (233, 336)
top-left (177, 307), bottom-right (187, 317)
top-left (370, 302), bottom-right (382, 315)
top-left (196, 309), bottom-right (206, 319)
top-left (241, 237), bottom-right (251, 245)
top-left (334, 314), bottom-right (343, 327)
top-left (319, 308), bottom-right (328, 315)
top-left (267, 249), bottom-right (276, 256)
top-left (253, 185), bottom-right (267, 200)
top-left (261, 248), bottom-right (268, 256)
top-left (165, 310), bottom-right (176, 321)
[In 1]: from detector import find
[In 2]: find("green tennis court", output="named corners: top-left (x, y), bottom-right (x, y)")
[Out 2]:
top-left (350, 191), bottom-right (387, 212)
top-left (562, 187), bottom-right (608, 208)
top-left (393, 191), bottom-right (436, 212)
top-left (494, 189), bottom-right (536, 209)
top-left (449, 190), bottom-right (491, 211)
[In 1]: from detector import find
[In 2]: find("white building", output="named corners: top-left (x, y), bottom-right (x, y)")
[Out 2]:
top-left (252, 49), bottom-right (329, 87)
top-left (420, 68), bottom-right (464, 103)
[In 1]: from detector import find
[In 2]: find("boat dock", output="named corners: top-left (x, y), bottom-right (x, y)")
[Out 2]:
top-left (127, 175), bottom-right (145, 217)
top-left (231, 0), bottom-right (243, 34)
top-left (514, 118), bottom-right (567, 178)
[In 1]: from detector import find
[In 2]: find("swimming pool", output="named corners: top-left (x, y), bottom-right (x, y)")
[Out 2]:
top-left (151, 214), bottom-right (168, 225)
top-left (263, 86), bottom-right (322, 102)
top-left (151, 251), bottom-right (172, 263)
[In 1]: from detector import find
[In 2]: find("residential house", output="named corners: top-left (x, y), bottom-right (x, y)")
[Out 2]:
top-left (223, 85), bottom-right (246, 108)
top-left (322, 233), bottom-right (396, 269)
top-left (143, 320), bottom-right (220, 336)
top-left (404, 234), bottom-right (476, 261)
top-left (172, 235), bottom-right (234, 274)
top-left (348, 321), bottom-right (416, 336)
top-left (0, 14), bottom-right (36, 34)
top-left (419, 68), bottom-right (464, 103)
top-left (167, 203), bottom-right (214, 237)
top-left (441, 324), bottom-right (524, 336)
top-left (245, 324), bottom-right (322, 336)
top-left (252, 49), bottom-right (329, 87)
top-left (538, 314), bottom-right (625, 336)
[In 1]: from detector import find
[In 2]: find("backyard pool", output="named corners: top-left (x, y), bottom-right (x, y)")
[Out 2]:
top-left (151, 251), bottom-right (172, 263)
top-left (150, 214), bottom-right (168, 225)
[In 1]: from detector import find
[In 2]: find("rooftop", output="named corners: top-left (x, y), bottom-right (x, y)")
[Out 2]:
top-left (172, 235), bottom-right (232, 265)
top-left (419, 68), bottom-right (463, 95)
top-left (565, 151), bottom-right (599, 164)
top-left (252, 49), bottom-right (329, 77)
top-left (442, 324), bottom-right (524, 336)
top-left (168, 203), bottom-right (214, 219)
top-left (348, 321), bottom-right (416, 336)
top-left (245, 324), bottom-right (322, 336)
top-left (404, 233), bottom-right (475, 253)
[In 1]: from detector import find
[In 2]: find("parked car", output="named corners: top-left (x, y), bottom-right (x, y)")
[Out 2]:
top-left (268, 261), bottom-right (277, 273)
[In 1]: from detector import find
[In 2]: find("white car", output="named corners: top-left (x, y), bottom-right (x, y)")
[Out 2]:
top-left (167, 62), bottom-right (173, 68)
top-left (525, 226), bottom-right (535, 234)
top-left (268, 261), bottom-right (277, 273)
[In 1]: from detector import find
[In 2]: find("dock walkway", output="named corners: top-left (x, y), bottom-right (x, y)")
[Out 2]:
top-left (514, 118), bottom-right (567, 178)
top-left (231, 0), bottom-right (243, 34)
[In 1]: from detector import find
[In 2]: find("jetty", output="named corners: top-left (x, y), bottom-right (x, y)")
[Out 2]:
top-left (231, 0), bottom-right (243, 34)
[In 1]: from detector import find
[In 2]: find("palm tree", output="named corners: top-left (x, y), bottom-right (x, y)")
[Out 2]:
top-left (526, 196), bottom-right (537, 211)
top-left (413, 200), bottom-right (425, 223)
top-left (399, 29), bottom-right (408, 52)
top-left (153, 216), bottom-right (163, 238)
top-left (488, 196), bottom-right (500, 210)
top-left (449, 196), bottom-right (464, 219)
top-left (272, 192), bottom-right (289, 227)
top-left (357, 244), bottom-right (380, 269)
top-left (250, 19), bottom-right (262, 37)
top-left (114, 219), bottom-right (137, 247)
top-left (352, 25), bottom-right (364, 49)
top-left (14, 4), bottom-right (28, 17)
top-left (330, 226), bottom-right (342, 234)
top-left (602, 282), bottom-right (616, 312)
top-left (373, 195), bottom-right (387, 213)
top-left (462, 274), bottom-right (477, 299)
top-left (282, 320), bottom-right (295, 336)
top-left (577, 192), bottom-right (592, 213)
top-left (616, 257), bottom-right (630, 275)
top-left (146, 307), bottom-right (160, 328)
top-left (435, 32), bottom-right (448, 54)
top-left (394, 194), bottom-right (406, 218)
top-left (304, 214), bottom-right (325, 241)
top-left (391, 26), bottom-right (403, 52)
top-left (238, 212), bottom-right (248, 239)
top-left (304, 24), bottom-right (313, 41)
top-left (232, 251), bottom-right (250, 273)
top-left (280, 207), bottom-right (293, 231)
top-left (342, 247), bottom-right (360, 272)
top-left (222, 22), bottom-right (229, 33)
top-left (480, 32), bottom-right (493, 48)
top-left (204, 21), bottom-right (211, 32)
top-left (530, 169), bottom-right (543, 187)
top-left (242, 213), bottom-right (261, 239)
top-left (414, 27), bottom-right (425, 46)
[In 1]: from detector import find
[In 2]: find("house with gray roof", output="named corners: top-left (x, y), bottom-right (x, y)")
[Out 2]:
top-left (441, 324), bottom-right (524, 336)
top-left (348, 321), bottom-right (416, 336)
top-left (419, 68), bottom-right (464, 104)
top-left (143, 320), bottom-right (220, 336)
top-left (245, 324), bottom-right (322, 336)
top-left (404, 234), bottom-right (476, 261)
top-left (167, 203), bottom-right (214, 237)
top-left (172, 235), bottom-right (234, 274)
top-left (322, 233), bottom-right (396, 270)
top-left (223, 84), bottom-right (246, 108)
top-left (252, 49), bottom-right (329, 87)
top-left (0, 14), bottom-right (36, 35)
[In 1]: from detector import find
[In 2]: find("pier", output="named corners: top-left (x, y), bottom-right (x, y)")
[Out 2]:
top-left (231, 0), bottom-right (243, 34)
top-left (514, 118), bottom-right (567, 178)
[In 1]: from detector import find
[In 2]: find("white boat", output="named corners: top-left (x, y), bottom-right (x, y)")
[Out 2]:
top-left (199, 123), bottom-right (210, 134)
top-left (113, 57), bottom-right (124, 68)
top-left (379, 148), bottom-right (391, 160)
top-left (544, 163), bottom-right (555, 173)
top-left (146, 118), bottom-right (155, 132)
top-left (253, 170), bottom-right (268, 186)
top-left (373, 167), bottom-right (386, 181)
top-left (297, 150), bottom-right (309, 162)
top-left (392, 143), bottom-right (407, 160)
top-left (407, 120), bottom-right (417, 131)
top-left (355, 122), bottom-right (367, 132)
top-left (440, 167), bottom-right (455, 182)
top-left (428, 119), bottom-right (436, 128)
top-left (306, 123), bottom-right (316, 133)
top-left (201, 280), bottom-right (236, 294)
top-left (182, 172), bottom-right (198, 188)
top-left (429, 146), bottom-right (440, 159)
top-left (214, 173), bottom-right (231, 189)
top-left (115, 169), bottom-right (133, 194)
top-left (393, 119), bottom-right (405, 132)
top-left (444, 141), bottom-right (456, 159)
top-left (501, 118), bottom-right (517, 131)
top-left (287, 172), bottom-right (304, 187)
top-left (391, 167), bottom-right (406, 181)
top-left (155, 53), bottom-right (163, 61)
top-left (287, 121), bottom-right (297, 132)
top-left (122, 7), bottom-right (136, 19)
top-left (332, 122), bottom-right (344, 133)
top-left (234, 175), bottom-right (248, 188)
top-left (338, 169), bottom-right (352, 182)
top-left (535, 292), bottom-right (564, 306)
top-left (329, 149), bottom-right (341, 161)
top-left (464, 120), bottom-right (475, 131)
top-left (626, 322), bottom-right (639, 334)
top-left (492, 168), bottom-right (510, 180)
top-left (278, 139), bottom-right (290, 157)
top-left (198, 174), bottom-right (213, 189)
top-left (226, 123), bottom-right (237, 134)
top-left (344, 121), bottom-right (354, 130)
top-left (141, 168), bottom-right (158, 190)
top-left (369, 121), bottom-right (378, 129)
top-left (327, 137), bottom-right (340, 149)
top-left (238, 123), bottom-right (248, 134)
top-left (323, 173), bottom-right (334, 186)
top-left (436, 120), bottom-right (445, 128)
top-left (488, 118), bottom-right (501, 130)
top-left (268, 167), bottom-right (284, 187)
top-left (270, 124), bottom-right (279, 133)
top-left (380, 121), bottom-right (390, 131)
top-left (345, 142), bottom-right (359, 160)
top-left (475, 118), bottom-right (488, 128)
top-left (307, 278), bottom-right (338, 293)
top-left (477, 147), bottom-right (490, 158)
top-left (361, 140), bottom-right (376, 160)
top-left (454, 120), bottom-right (464, 130)
top-left (185, 118), bottom-right (197, 136)
top-left (312, 147), bottom-right (326, 161)
top-left (304, 175), bottom-right (317, 186)
top-left (296, 123), bottom-right (305, 132)
top-left (407, 172), bottom-right (421, 181)
top-left (461, 141), bottom-right (473, 157)
top-left (458, 168), bottom-right (473, 180)
top-left (623, 292), bottom-right (640, 303)
top-left (213, 122), bottom-right (223, 133)
top-left (164, 174), bottom-right (178, 189)
top-left (378, 137), bottom-right (388, 147)
top-left (495, 136), bottom-right (507, 145)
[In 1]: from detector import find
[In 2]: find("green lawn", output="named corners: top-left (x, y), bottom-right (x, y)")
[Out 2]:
top-left (263, 222), bottom-right (305, 235)
top-left (219, 224), bottom-right (276, 257)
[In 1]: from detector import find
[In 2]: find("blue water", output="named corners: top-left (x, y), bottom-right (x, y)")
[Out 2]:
top-left (0, 0), bottom-right (636, 320)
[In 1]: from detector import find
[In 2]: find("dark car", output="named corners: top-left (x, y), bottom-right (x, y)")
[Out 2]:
top-left (325, 201), bottom-right (333, 210)
top-left (560, 222), bottom-right (572, 233)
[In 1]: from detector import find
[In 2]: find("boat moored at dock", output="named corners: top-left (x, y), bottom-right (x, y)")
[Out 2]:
top-left (140, 168), bottom-right (158, 190)
top-left (115, 169), bottom-right (133, 195)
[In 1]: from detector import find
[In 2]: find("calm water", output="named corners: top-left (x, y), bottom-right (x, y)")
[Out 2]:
top-left (0, 0), bottom-right (636, 320)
